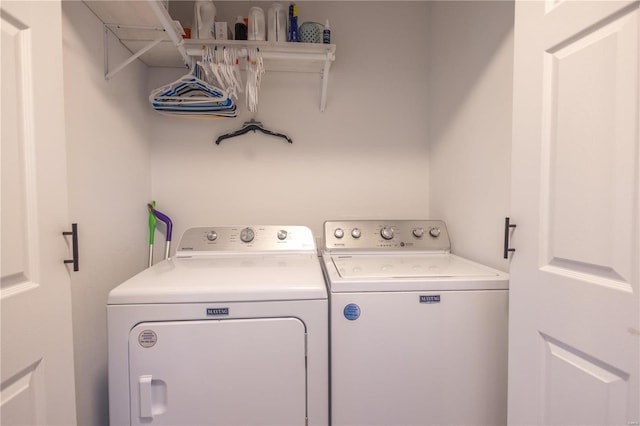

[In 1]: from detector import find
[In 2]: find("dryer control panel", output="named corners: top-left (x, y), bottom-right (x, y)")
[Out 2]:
top-left (323, 220), bottom-right (451, 253)
top-left (176, 225), bottom-right (316, 255)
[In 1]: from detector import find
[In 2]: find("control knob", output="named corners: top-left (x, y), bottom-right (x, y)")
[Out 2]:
top-left (351, 228), bottom-right (361, 239)
top-left (413, 228), bottom-right (424, 238)
top-left (277, 229), bottom-right (288, 240)
top-left (334, 228), bottom-right (345, 239)
top-left (380, 226), bottom-right (394, 240)
top-left (206, 230), bottom-right (218, 241)
top-left (429, 227), bottom-right (441, 238)
top-left (240, 227), bottom-right (255, 243)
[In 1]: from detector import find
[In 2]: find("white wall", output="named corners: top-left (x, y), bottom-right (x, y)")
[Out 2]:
top-left (427, 1), bottom-right (514, 271)
top-left (62, 2), bottom-right (152, 425)
top-left (149, 2), bottom-right (431, 251)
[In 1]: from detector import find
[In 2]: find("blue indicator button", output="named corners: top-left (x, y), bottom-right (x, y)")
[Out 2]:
top-left (344, 303), bottom-right (361, 321)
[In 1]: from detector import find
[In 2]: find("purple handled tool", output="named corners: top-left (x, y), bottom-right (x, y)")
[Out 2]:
top-left (147, 204), bottom-right (173, 261)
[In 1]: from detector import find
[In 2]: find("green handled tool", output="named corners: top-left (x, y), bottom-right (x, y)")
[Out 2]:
top-left (148, 200), bottom-right (156, 267)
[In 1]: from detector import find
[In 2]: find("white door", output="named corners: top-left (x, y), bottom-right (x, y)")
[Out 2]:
top-left (128, 318), bottom-right (307, 425)
top-left (509, 1), bottom-right (639, 425)
top-left (1, 1), bottom-right (77, 424)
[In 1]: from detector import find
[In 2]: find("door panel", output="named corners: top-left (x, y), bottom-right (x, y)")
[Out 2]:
top-left (128, 318), bottom-right (307, 426)
top-left (542, 334), bottom-right (629, 426)
top-left (509, 1), bottom-right (639, 424)
top-left (1, 10), bottom-right (28, 284)
top-left (0, 361), bottom-right (43, 425)
top-left (540, 5), bottom-right (638, 290)
top-left (1, 1), bottom-right (76, 424)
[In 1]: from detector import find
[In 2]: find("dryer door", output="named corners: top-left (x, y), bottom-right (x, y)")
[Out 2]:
top-left (128, 318), bottom-right (307, 425)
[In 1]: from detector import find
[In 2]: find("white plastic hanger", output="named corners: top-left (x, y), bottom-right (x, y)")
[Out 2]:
top-left (149, 63), bottom-right (237, 117)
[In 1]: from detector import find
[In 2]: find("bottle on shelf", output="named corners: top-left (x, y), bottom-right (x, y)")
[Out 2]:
top-left (288, 3), bottom-right (298, 42)
top-left (248, 6), bottom-right (265, 41)
top-left (194, 0), bottom-right (216, 39)
top-left (267, 3), bottom-right (287, 42)
top-left (235, 15), bottom-right (247, 40)
top-left (323, 19), bottom-right (331, 44)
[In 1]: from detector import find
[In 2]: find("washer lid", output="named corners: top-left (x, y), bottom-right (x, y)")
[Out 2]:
top-left (108, 254), bottom-right (327, 305)
top-left (332, 253), bottom-right (501, 279)
top-left (323, 253), bottom-right (509, 292)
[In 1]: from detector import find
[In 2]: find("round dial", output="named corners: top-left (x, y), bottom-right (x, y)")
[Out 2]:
top-left (380, 226), bottom-right (394, 240)
top-left (351, 228), bottom-right (362, 239)
top-left (277, 229), bottom-right (288, 240)
top-left (240, 227), bottom-right (255, 243)
top-left (206, 230), bottom-right (218, 241)
top-left (334, 228), bottom-right (345, 239)
top-left (413, 228), bottom-right (424, 238)
top-left (429, 227), bottom-right (441, 238)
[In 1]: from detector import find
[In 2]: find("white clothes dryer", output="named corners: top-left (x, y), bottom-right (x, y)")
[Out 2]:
top-left (321, 220), bottom-right (509, 426)
top-left (108, 226), bottom-right (328, 426)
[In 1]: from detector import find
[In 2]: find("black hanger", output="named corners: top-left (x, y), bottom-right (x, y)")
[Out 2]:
top-left (215, 119), bottom-right (293, 145)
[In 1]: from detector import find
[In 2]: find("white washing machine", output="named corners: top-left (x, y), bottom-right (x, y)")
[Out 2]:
top-left (321, 220), bottom-right (509, 426)
top-left (108, 226), bottom-right (328, 426)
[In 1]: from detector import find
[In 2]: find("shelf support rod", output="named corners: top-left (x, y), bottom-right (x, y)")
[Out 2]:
top-left (320, 53), bottom-right (333, 112)
top-left (104, 31), bottom-right (164, 80)
top-left (147, 0), bottom-right (190, 68)
top-left (104, 25), bottom-right (108, 78)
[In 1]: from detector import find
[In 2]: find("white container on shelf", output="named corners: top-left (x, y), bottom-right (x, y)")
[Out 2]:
top-left (248, 6), bottom-right (265, 41)
top-left (194, 0), bottom-right (216, 39)
top-left (267, 3), bottom-right (287, 42)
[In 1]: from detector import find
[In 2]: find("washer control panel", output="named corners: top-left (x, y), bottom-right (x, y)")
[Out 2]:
top-left (323, 220), bottom-right (451, 252)
top-left (177, 225), bottom-right (316, 255)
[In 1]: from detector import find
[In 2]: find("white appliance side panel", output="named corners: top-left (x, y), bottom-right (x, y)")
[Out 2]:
top-left (330, 290), bottom-right (508, 426)
top-left (128, 318), bottom-right (307, 425)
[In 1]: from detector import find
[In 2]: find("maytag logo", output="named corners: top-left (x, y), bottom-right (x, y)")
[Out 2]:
top-left (207, 308), bottom-right (229, 316)
top-left (420, 295), bottom-right (441, 304)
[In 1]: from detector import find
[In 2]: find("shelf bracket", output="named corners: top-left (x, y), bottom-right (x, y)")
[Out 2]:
top-left (320, 51), bottom-right (333, 112)
top-left (103, 24), bottom-right (165, 80)
top-left (147, 0), bottom-right (190, 68)
top-left (102, 0), bottom-right (190, 80)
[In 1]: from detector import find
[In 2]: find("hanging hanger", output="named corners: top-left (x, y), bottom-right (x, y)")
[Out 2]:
top-left (215, 119), bottom-right (293, 145)
top-left (149, 62), bottom-right (237, 117)
top-left (150, 63), bottom-right (225, 103)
